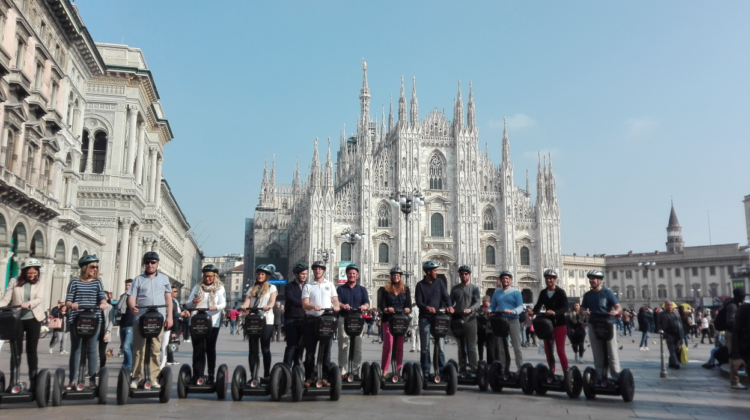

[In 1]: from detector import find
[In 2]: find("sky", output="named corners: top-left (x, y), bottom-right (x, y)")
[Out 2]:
top-left (75, 0), bottom-right (750, 257)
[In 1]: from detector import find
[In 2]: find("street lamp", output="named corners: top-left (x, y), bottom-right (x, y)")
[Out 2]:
top-left (638, 260), bottom-right (656, 308)
top-left (389, 189), bottom-right (424, 288)
top-left (316, 248), bottom-right (334, 281)
top-left (339, 229), bottom-right (365, 262)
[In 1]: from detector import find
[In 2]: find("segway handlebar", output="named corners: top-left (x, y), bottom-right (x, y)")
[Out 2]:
top-left (76, 305), bottom-right (102, 310)
top-left (0, 305), bottom-right (22, 310)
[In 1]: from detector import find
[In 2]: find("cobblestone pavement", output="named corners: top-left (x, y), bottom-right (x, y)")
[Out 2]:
top-left (0, 329), bottom-right (747, 419)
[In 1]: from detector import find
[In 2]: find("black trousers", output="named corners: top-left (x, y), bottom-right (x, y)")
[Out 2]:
top-left (665, 334), bottom-right (682, 366)
top-left (192, 327), bottom-right (220, 378)
top-left (13, 318), bottom-right (41, 375)
top-left (700, 328), bottom-right (713, 344)
top-left (571, 340), bottom-right (585, 357)
top-left (303, 317), bottom-right (331, 381)
top-left (249, 325), bottom-right (273, 378)
top-left (477, 329), bottom-right (500, 364)
top-left (98, 337), bottom-right (108, 368)
top-left (525, 327), bottom-right (537, 345)
top-left (456, 319), bottom-right (478, 371)
top-left (283, 318), bottom-right (304, 368)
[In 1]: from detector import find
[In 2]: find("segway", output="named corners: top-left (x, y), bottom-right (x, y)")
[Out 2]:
top-left (177, 308), bottom-right (229, 399)
top-left (530, 316), bottom-right (582, 399)
top-left (408, 309), bottom-right (457, 395)
top-left (582, 317), bottom-right (635, 402)
top-left (116, 305), bottom-right (172, 405)
top-left (289, 308), bottom-right (342, 401)
top-left (447, 314), bottom-right (488, 391)
top-left (51, 305), bottom-right (108, 405)
top-left (0, 305), bottom-right (51, 407)
top-left (486, 313), bottom-right (534, 395)
top-left (338, 310), bottom-right (371, 394)
top-left (370, 310), bottom-right (414, 395)
top-left (231, 305), bottom-right (291, 401)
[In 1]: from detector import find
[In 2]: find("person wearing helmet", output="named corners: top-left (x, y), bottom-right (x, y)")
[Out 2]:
top-left (182, 265), bottom-right (227, 384)
top-left (581, 270), bottom-right (622, 381)
top-left (415, 260), bottom-right (453, 381)
top-left (127, 252), bottom-right (174, 389)
top-left (66, 255), bottom-right (108, 389)
top-left (0, 258), bottom-right (46, 390)
top-left (488, 271), bottom-right (525, 370)
top-left (377, 267), bottom-right (412, 378)
top-left (301, 260), bottom-right (340, 386)
top-left (450, 265), bottom-right (482, 374)
top-left (283, 263), bottom-right (309, 368)
top-left (336, 264), bottom-right (370, 378)
top-left (241, 264), bottom-right (278, 381)
top-left (532, 269), bottom-right (569, 374)
top-left (476, 295), bottom-right (499, 364)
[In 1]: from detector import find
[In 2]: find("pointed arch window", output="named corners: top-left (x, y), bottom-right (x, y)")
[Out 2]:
top-left (378, 243), bottom-right (389, 263)
top-left (377, 202), bottom-right (391, 227)
top-left (429, 154), bottom-right (445, 190)
top-left (520, 246), bottom-right (530, 266)
top-left (485, 246), bottom-right (495, 265)
top-left (341, 242), bottom-right (352, 261)
top-left (483, 208), bottom-right (494, 230)
top-left (431, 213), bottom-right (444, 237)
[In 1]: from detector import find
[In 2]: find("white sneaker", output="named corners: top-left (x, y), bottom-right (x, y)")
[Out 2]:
top-left (645, 347), bottom-right (649, 351)
top-left (49, 348), bottom-right (54, 354)
top-left (151, 381), bottom-right (161, 389)
top-left (61, 350), bottom-right (69, 355)
top-left (130, 379), bottom-right (138, 389)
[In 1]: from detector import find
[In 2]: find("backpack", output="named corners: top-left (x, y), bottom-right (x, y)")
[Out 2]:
top-left (519, 311), bottom-right (528, 324)
top-left (713, 301), bottom-right (733, 332)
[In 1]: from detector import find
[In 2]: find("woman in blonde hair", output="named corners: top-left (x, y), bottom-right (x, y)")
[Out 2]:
top-left (377, 266), bottom-right (412, 378)
top-left (182, 264), bottom-right (226, 384)
top-left (240, 264), bottom-right (278, 381)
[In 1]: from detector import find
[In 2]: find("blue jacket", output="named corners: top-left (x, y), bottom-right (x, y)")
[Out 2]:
top-left (488, 288), bottom-right (524, 319)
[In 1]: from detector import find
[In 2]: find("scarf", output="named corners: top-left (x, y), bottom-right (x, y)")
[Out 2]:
top-left (197, 279), bottom-right (223, 307)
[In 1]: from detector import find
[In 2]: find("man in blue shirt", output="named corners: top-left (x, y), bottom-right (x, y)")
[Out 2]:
top-left (336, 264), bottom-right (370, 378)
top-left (489, 271), bottom-right (525, 370)
top-left (415, 261), bottom-right (453, 381)
top-left (581, 270), bottom-right (622, 381)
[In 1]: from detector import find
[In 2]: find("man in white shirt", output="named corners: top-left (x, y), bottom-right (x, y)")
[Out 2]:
top-left (301, 261), bottom-right (340, 386)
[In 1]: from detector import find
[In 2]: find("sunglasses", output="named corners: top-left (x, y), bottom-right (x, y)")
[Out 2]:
top-left (89, 265), bottom-right (99, 269)
top-left (145, 261), bottom-right (158, 265)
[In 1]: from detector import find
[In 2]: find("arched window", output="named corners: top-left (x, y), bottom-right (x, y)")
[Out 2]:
top-left (483, 208), bottom-right (494, 230)
top-left (93, 131), bottom-right (107, 174)
top-left (429, 154), bottom-right (444, 190)
top-left (520, 246), bottom-right (530, 266)
top-left (377, 202), bottom-right (390, 228)
top-left (341, 242), bottom-right (352, 261)
top-left (626, 287), bottom-right (635, 299)
top-left (71, 246), bottom-right (79, 265)
top-left (80, 130), bottom-right (90, 172)
top-left (54, 239), bottom-right (66, 263)
top-left (282, 199), bottom-right (288, 210)
top-left (485, 246), bottom-right (495, 265)
top-left (378, 243), bottom-right (389, 263)
top-left (268, 248), bottom-right (280, 259)
top-left (430, 213), bottom-right (444, 237)
top-left (569, 287), bottom-right (576, 297)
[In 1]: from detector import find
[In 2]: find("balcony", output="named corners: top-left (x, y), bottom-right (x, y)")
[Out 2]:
top-left (26, 91), bottom-right (48, 119)
top-left (0, 167), bottom-right (60, 223)
top-left (43, 109), bottom-right (64, 134)
top-left (0, 46), bottom-right (11, 78)
top-left (7, 69), bottom-right (31, 100)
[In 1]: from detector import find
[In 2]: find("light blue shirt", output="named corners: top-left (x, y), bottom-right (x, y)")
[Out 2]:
top-left (489, 288), bottom-right (524, 319)
top-left (127, 272), bottom-right (171, 323)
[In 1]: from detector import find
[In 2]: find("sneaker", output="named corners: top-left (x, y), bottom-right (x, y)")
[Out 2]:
top-left (645, 347), bottom-right (649, 351)
top-left (731, 384), bottom-right (748, 390)
top-left (130, 379), bottom-right (139, 389)
top-left (61, 350), bottom-right (69, 355)
top-left (409, 349), bottom-right (415, 353)
top-left (702, 363), bottom-right (716, 369)
top-left (185, 339), bottom-right (191, 343)
top-left (151, 381), bottom-right (161, 389)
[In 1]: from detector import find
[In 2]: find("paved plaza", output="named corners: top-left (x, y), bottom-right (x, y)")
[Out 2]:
top-left (0, 329), bottom-right (747, 419)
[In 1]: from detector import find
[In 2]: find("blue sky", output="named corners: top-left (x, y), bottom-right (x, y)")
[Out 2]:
top-left (76, 0), bottom-right (750, 257)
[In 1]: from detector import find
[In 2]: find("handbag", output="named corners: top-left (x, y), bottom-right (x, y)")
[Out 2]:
top-left (679, 342), bottom-right (689, 365)
top-left (49, 317), bottom-right (63, 329)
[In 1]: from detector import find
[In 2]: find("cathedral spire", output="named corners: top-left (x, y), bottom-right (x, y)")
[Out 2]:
top-left (293, 156), bottom-right (300, 189)
top-left (325, 138), bottom-right (333, 186)
top-left (398, 76), bottom-right (407, 127)
top-left (526, 169), bottom-right (530, 197)
top-left (270, 154), bottom-right (276, 186)
top-left (262, 157), bottom-right (268, 184)
top-left (453, 80), bottom-right (464, 131)
top-left (410, 76), bottom-right (419, 125)
top-left (388, 93), bottom-right (394, 132)
top-left (666, 201), bottom-right (684, 253)
top-left (360, 60), bottom-right (371, 126)
top-left (381, 105), bottom-right (386, 144)
top-left (311, 138), bottom-right (320, 187)
top-left (547, 152), bottom-right (557, 201)
top-left (502, 117), bottom-right (511, 164)
top-left (467, 81), bottom-right (476, 131)
top-left (536, 152), bottom-right (546, 205)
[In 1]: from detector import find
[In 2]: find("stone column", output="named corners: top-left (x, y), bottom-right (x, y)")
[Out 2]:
top-left (125, 105), bottom-right (138, 175)
top-left (85, 136), bottom-right (94, 174)
top-left (155, 156), bottom-right (163, 206)
top-left (0, 128), bottom-right (8, 168)
top-left (128, 224), bottom-right (140, 279)
top-left (148, 147), bottom-right (157, 203)
top-left (135, 123), bottom-right (146, 184)
top-left (51, 161), bottom-right (62, 200)
top-left (117, 218), bottom-right (132, 286)
top-left (32, 146), bottom-right (42, 188)
top-left (70, 177), bottom-right (78, 209)
top-left (13, 130), bottom-right (24, 176)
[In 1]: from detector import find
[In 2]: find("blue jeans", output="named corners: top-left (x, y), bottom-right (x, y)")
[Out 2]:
top-left (230, 319), bottom-right (237, 334)
top-left (69, 324), bottom-right (100, 382)
top-left (639, 331), bottom-right (649, 348)
top-left (418, 318), bottom-right (445, 380)
top-left (119, 326), bottom-right (133, 370)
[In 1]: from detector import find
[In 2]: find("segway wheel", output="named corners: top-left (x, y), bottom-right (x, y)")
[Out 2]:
top-left (0, 370), bottom-right (4, 392)
top-left (370, 362), bottom-right (381, 396)
top-left (567, 366), bottom-right (582, 399)
top-left (117, 368), bottom-right (130, 405)
top-left (448, 359), bottom-right (459, 373)
top-left (178, 364), bottom-right (191, 398)
top-left (159, 366), bottom-right (172, 403)
top-left (444, 362), bottom-right (458, 396)
top-left (329, 365), bottom-right (341, 401)
top-left (520, 363), bottom-right (534, 395)
top-left (51, 371), bottom-right (62, 406)
top-left (582, 367), bottom-right (597, 400)
top-left (477, 360), bottom-right (489, 392)
top-left (269, 364), bottom-right (285, 401)
top-left (291, 366), bottom-right (304, 402)
top-left (411, 364), bottom-right (423, 395)
top-left (231, 365), bottom-right (246, 401)
top-left (402, 363), bottom-right (413, 395)
top-left (620, 368), bottom-right (635, 402)
top-left (55, 368), bottom-right (65, 391)
top-left (216, 364), bottom-right (229, 400)
top-left (97, 367), bottom-right (109, 404)
top-left (35, 369), bottom-right (50, 408)
top-left (361, 361), bottom-right (371, 395)
top-left (488, 361), bottom-right (503, 392)
top-left (533, 363), bottom-right (549, 396)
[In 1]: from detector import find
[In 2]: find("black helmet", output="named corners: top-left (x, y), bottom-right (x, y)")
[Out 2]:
top-left (587, 269), bottom-right (604, 279)
top-left (256, 264), bottom-right (274, 276)
top-left (142, 251), bottom-right (160, 263)
top-left (390, 266), bottom-right (404, 275)
top-left (78, 254), bottom-right (99, 268)
top-left (202, 264), bottom-right (219, 274)
top-left (458, 265), bottom-right (472, 274)
top-left (543, 269), bottom-right (558, 278)
top-left (423, 260), bottom-right (439, 272)
top-left (345, 263), bottom-right (359, 273)
top-left (292, 263), bottom-right (309, 274)
top-left (311, 260), bottom-right (326, 270)
top-left (498, 270), bottom-right (513, 279)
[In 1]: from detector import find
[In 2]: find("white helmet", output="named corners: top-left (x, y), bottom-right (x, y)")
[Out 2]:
top-left (21, 258), bottom-right (42, 270)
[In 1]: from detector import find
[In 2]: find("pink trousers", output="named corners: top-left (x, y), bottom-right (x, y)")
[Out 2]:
top-left (544, 325), bottom-right (569, 373)
top-left (381, 321), bottom-right (404, 374)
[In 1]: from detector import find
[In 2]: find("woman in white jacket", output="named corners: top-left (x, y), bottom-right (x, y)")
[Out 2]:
top-left (182, 265), bottom-right (226, 384)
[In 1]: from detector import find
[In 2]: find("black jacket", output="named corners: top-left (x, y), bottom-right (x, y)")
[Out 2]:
top-left (284, 279), bottom-right (305, 319)
top-left (415, 278), bottom-right (451, 319)
top-left (732, 303), bottom-right (750, 360)
top-left (377, 286), bottom-right (412, 323)
top-left (532, 288), bottom-right (569, 327)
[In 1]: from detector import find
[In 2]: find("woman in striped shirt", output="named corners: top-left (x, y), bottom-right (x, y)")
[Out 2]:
top-left (65, 255), bottom-right (107, 388)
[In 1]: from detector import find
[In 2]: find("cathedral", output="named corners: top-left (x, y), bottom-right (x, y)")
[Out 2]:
top-left (250, 62), bottom-right (562, 303)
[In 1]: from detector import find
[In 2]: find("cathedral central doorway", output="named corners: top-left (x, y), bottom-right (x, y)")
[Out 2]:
top-left (521, 288), bottom-right (533, 304)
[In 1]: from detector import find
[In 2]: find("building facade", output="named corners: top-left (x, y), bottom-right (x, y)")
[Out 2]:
top-left (250, 63), bottom-right (563, 302)
top-left (204, 253), bottom-right (242, 273)
top-left (0, 1), bottom-right (200, 310)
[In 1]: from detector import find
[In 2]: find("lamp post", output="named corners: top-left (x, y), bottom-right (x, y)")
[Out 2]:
top-left (389, 189), bottom-right (424, 288)
top-left (316, 248), bottom-right (334, 281)
top-left (339, 229), bottom-right (365, 263)
top-left (638, 260), bottom-right (656, 308)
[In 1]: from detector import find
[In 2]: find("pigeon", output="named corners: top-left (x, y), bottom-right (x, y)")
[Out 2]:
top-left (693, 343), bottom-right (698, 348)
top-left (632, 340), bottom-right (635, 343)
top-left (619, 345), bottom-right (623, 350)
